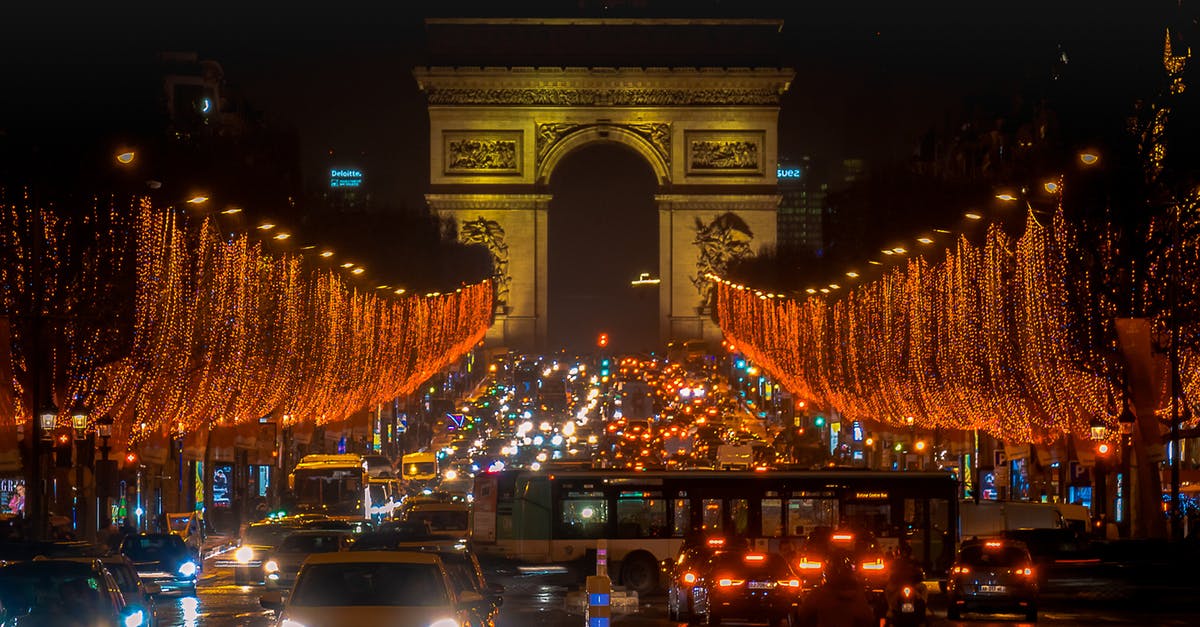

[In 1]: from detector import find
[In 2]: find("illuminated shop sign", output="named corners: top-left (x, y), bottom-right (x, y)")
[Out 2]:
top-left (330, 168), bottom-right (363, 188)
top-left (777, 167), bottom-right (802, 179)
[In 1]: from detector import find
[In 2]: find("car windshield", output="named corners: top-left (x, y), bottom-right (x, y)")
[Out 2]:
top-left (0, 562), bottom-right (115, 616)
top-left (123, 535), bottom-right (186, 560)
top-left (436, 552), bottom-right (482, 593)
top-left (279, 534), bottom-right (344, 553)
top-left (406, 510), bottom-right (468, 531)
top-left (960, 544), bottom-right (1031, 567)
top-left (289, 562), bottom-right (450, 607)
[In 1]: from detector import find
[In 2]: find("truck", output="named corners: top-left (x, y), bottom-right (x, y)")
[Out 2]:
top-left (958, 500), bottom-right (1088, 538)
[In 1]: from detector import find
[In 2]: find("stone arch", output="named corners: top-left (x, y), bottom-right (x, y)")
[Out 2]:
top-left (536, 125), bottom-right (671, 186)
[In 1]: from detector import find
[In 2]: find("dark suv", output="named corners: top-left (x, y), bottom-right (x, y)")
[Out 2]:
top-left (946, 538), bottom-right (1039, 621)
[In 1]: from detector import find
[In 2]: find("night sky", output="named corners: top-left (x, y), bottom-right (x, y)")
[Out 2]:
top-left (1, 0), bottom-right (1183, 351)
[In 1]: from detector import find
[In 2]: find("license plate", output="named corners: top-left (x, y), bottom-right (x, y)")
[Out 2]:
top-left (748, 581), bottom-right (773, 589)
top-left (979, 585), bottom-right (1006, 593)
top-left (901, 603), bottom-right (914, 612)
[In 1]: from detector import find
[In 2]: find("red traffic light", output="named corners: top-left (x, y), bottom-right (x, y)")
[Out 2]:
top-left (125, 451), bottom-right (138, 464)
top-left (1097, 442), bottom-right (1111, 455)
top-left (598, 333), bottom-right (609, 348)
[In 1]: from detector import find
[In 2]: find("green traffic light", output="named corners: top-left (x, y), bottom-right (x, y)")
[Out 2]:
top-left (814, 415), bottom-right (826, 427)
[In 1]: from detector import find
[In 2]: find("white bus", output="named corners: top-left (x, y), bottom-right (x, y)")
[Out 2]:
top-left (288, 454), bottom-right (396, 521)
top-left (472, 469), bottom-right (959, 594)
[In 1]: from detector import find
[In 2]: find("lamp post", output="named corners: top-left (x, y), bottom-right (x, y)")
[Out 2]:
top-left (71, 410), bottom-right (91, 540)
top-left (96, 416), bottom-right (114, 532)
top-left (1089, 416), bottom-right (1110, 528)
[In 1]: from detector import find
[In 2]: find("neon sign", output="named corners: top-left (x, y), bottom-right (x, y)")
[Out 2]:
top-left (330, 168), bottom-right (363, 188)
top-left (777, 167), bottom-right (802, 179)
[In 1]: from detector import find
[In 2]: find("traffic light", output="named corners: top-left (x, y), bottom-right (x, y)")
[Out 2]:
top-left (1096, 442), bottom-right (1111, 456)
top-left (598, 333), bottom-right (609, 348)
top-left (600, 358), bottom-right (611, 377)
top-left (124, 451), bottom-right (138, 466)
top-left (813, 415), bottom-right (826, 428)
top-left (55, 433), bottom-right (73, 468)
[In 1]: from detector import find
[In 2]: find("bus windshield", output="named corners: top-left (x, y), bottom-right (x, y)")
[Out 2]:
top-left (292, 467), bottom-right (364, 516)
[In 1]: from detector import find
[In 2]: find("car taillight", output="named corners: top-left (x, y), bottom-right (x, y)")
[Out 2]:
top-left (861, 558), bottom-right (886, 571)
top-left (952, 566), bottom-right (971, 575)
top-left (1017, 567), bottom-right (1034, 577)
top-left (902, 586), bottom-right (913, 598)
top-left (797, 558), bottom-right (822, 570)
top-left (682, 572), bottom-right (696, 584)
top-left (717, 578), bottom-right (744, 587)
top-left (744, 553), bottom-right (766, 562)
top-left (777, 579), bottom-right (800, 588)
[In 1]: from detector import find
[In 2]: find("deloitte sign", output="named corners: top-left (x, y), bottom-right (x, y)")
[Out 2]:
top-left (330, 168), bottom-right (363, 188)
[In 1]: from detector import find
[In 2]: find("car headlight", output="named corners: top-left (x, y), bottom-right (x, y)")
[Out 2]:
top-left (122, 608), bottom-right (145, 627)
top-left (178, 561), bottom-right (198, 578)
top-left (235, 546), bottom-right (254, 564)
top-left (280, 620), bottom-right (307, 627)
top-left (427, 619), bottom-right (459, 627)
top-left (264, 559), bottom-right (279, 573)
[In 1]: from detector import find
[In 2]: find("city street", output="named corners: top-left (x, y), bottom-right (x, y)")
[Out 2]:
top-left (157, 553), bottom-right (1197, 627)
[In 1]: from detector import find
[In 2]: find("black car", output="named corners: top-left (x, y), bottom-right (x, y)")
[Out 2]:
top-left (691, 551), bottom-right (802, 627)
top-left (946, 538), bottom-right (1039, 621)
top-left (666, 536), bottom-right (742, 622)
top-left (0, 559), bottom-right (150, 627)
top-left (120, 533), bottom-right (200, 595)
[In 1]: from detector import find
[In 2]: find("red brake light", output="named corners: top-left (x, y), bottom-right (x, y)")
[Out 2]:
top-left (744, 553), bottom-right (765, 562)
top-left (861, 558), bottom-right (886, 571)
top-left (952, 566), bottom-right (971, 575)
top-left (797, 557), bottom-right (822, 570)
top-left (1018, 567), bottom-right (1033, 576)
top-left (682, 572), bottom-right (696, 584)
top-left (832, 533), bottom-right (853, 542)
top-left (707, 538), bottom-right (726, 547)
top-left (717, 578), bottom-right (744, 587)
top-left (902, 586), bottom-right (913, 598)
top-left (985, 541), bottom-right (1003, 548)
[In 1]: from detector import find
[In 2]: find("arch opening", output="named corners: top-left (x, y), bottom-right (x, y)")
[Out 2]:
top-left (548, 142), bottom-right (659, 354)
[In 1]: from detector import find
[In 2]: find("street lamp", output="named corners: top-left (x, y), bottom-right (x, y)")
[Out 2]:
top-left (39, 408), bottom-right (57, 439)
top-left (71, 411), bottom-right (88, 438)
top-left (1089, 416), bottom-right (1109, 442)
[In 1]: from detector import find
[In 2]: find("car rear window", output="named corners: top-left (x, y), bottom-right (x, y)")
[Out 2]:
top-left (960, 545), bottom-right (1031, 567)
top-left (0, 562), bottom-right (116, 616)
top-left (290, 562), bottom-right (450, 607)
top-left (123, 535), bottom-right (186, 559)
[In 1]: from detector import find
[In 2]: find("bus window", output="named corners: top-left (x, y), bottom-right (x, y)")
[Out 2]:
top-left (787, 498), bottom-right (838, 536)
top-left (672, 498), bottom-right (691, 537)
top-left (617, 491), bottom-right (667, 539)
top-left (843, 502), bottom-right (891, 537)
top-left (761, 498), bottom-right (783, 537)
top-left (730, 499), bottom-right (749, 536)
top-left (560, 491), bottom-right (608, 539)
top-left (701, 499), bottom-right (723, 532)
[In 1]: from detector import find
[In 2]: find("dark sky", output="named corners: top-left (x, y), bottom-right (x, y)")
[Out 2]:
top-left (2, 1), bottom-right (1177, 209)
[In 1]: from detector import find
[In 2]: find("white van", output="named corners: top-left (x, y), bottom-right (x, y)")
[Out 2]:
top-left (959, 500), bottom-right (1073, 538)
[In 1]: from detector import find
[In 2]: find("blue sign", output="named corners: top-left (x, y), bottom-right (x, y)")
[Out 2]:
top-left (330, 168), bottom-right (363, 188)
top-left (777, 167), bottom-right (802, 179)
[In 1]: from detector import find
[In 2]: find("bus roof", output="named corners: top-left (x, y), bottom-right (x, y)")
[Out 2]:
top-left (528, 468), bottom-right (958, 484)
top-left (294, 454), bottom-right (366, 470)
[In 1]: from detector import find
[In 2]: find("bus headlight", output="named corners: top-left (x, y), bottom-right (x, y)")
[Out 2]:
top-left (235, 546), bottom-right (254, 564)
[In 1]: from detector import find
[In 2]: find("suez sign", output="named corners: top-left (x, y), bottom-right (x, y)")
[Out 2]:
top-left (329, 168), bottom-right (363, 188)
top-left (777, 167), bottom-right (802, 179)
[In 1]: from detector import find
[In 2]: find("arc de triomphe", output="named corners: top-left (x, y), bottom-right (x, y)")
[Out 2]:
top-left (416, 19), bottom-right (793, 351)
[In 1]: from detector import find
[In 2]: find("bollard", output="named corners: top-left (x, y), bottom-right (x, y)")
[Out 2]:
top-left (585, 539), bottom-right (611, 627)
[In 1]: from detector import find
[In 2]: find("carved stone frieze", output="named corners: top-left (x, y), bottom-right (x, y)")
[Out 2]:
top-left (689, 140), bottom-right (759, 170)
top-left (447, 138), bottom-right (518, 170)
top-left (426, 87), bottom-right (781, 106)
top-left (535, 121), bottom-right (671, 169)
